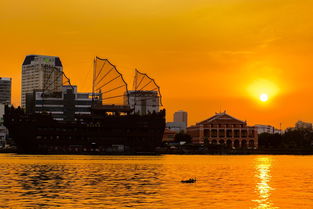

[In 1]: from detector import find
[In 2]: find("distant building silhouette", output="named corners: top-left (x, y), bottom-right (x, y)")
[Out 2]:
top-left (166, 121), bottom-right (186, 133)
top-left (0, 77), bottom-right (11, 105)
top-left (174, 110), bottom-right (187, 127)
top-left (295, 120), bottom-right (312, 130)
top-left (22, 55), bottom-right (63, 107)
top-left (187, 111), bottom-right (258, 149)
top-left (255, 124), bottom-right (281, 134)
top-left (165, 110), bottom-right (188, 133)
top-left (255, 124), bottom-right (274, 134)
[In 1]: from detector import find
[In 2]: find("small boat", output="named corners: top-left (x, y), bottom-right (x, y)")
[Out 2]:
top-left (181, 178), bottom-right (196, 183)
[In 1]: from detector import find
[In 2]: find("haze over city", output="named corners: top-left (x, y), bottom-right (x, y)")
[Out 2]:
top-left (2, 0), bottom-right (313, 128)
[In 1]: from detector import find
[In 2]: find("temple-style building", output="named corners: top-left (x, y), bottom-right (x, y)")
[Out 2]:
top-left (187, 111), bottom-right (258, 149)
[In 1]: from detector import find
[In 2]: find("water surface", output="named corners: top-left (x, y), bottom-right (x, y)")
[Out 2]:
top-left (0, 154), bottom-right (312, 208)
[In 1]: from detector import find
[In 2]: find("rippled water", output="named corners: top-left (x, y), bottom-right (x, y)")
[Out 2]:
top-left (0, 154), bottom-right (313, 208)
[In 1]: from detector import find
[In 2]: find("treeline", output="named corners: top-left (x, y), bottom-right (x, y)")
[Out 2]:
top-left (259, 129), bottom-right (313, 150)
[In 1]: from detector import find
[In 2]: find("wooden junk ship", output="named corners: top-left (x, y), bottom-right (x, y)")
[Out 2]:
top-left (4, 57), bottom-right (165, 154)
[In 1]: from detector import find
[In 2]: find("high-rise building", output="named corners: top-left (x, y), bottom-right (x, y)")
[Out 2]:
top-left (174, 110), bottom-right (188, 127)
top-left (21, 55), bottom-right (63, 108)
top-left (0, 77), bottom-right (12, 104)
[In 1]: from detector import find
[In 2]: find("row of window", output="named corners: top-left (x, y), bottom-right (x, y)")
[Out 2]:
top-left (203, 124), bottom-right (246, 128)
top-left (207, 139), bottom-right (256, 147)
top-left (204, 129), bottom-right (254, 136)
top-left (35, 107), bottom-right (90, 112)
top-left (35, 100), bottom-right (93, 105)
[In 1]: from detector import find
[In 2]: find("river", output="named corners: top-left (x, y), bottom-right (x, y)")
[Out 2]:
top-left (0, 154), bottom-right (312, 208)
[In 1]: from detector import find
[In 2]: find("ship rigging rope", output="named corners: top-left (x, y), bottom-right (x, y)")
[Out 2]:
top-left (134, 75), bottom-right (145, 90)
top-left (94, 67), bottom-right (114, 86)
top-left (102, 85), bottom-right (125, 94)
top-left (63, 72), bottom-right (73, 88)
top-left (40, 66), bottom-right (74, 111)
top-left (43, 66), bottom-right (54, 90)
top-left (94, 75), bottom-right (121, 92)
top-left (138, 80), bottom-right (153, 91)
top-left (42, 66), bottom-right (74, 93)
top-left (43, 67), bottom-right (63, 92)
top-left (94, 61), bottom-right (106, 82)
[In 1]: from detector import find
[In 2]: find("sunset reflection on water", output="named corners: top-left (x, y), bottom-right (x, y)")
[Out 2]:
top-left (1, 154), bottom-right (313, 208)
top-left (253, 157), bottom-right (277, 209)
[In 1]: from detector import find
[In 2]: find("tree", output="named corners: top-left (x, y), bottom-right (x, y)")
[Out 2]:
top-left (258, 133), bottom-right (282, 149)
top-left (283, 129), bottom-right (313, 148)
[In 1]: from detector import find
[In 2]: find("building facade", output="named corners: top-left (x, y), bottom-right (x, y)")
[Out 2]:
top-left (26, 86), bottom-right (94, 121)
top-left (187, 112), bottom-right (258, 149)
top-left (22, 55), bottom-right (63, 107)
top-left (174, 110), bottom-right (188, 127)
top-left (162, 128), bottom-right (177, 142)
top-left (255, 124), bottom-right (282, 135)
top-left (128, 90), bottom-right (160, 115)
top-left (0, 104), bottom-right (7, 147)
top-left (0, 77), bottom-right (11, 104)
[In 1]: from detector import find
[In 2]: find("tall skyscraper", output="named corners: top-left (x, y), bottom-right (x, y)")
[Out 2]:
top-left (0, 77), bottom-right (12, 105)
top-left (174, 110), bottom-right (188, 127)
top-left (21, 55), bottom-right (63, 107)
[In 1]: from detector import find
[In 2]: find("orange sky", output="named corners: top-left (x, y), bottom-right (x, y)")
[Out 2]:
top-left (1, 0), bottom-right (313, 128)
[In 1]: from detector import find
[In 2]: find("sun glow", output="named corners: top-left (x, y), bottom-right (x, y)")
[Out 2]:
top-left (247, 79), bottom-right (279, 103)
top-left (260, 93), bottom-right (268, 102)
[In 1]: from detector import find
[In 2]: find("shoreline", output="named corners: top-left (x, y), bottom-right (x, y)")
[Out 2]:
top-left (2, 148), bottom-right (313, 155)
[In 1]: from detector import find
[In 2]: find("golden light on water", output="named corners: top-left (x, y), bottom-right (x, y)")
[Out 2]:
top-left (254, 157), bottom-right (277, 209)
top-left (1, 155), bottom-right (313, 208)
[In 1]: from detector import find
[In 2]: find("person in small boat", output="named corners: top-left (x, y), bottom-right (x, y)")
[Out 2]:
top-left (181, 178), bottom-right (196, 183)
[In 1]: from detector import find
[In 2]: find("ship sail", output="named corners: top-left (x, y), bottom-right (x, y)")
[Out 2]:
top-left (92, 57), bottom-right (129, 105)
top-left (133, 69), bottom-right (163, 106)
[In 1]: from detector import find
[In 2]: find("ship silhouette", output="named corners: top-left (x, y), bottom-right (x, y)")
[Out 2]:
top-left (4, 57), bottom-right (165, 154)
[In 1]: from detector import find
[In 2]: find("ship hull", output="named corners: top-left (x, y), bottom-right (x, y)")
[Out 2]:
top-left (4, 107), bottom-right (165, 154)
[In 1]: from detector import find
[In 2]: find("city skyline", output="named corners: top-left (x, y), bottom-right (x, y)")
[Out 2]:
top-left (2, 0), bottom-right (313, 128)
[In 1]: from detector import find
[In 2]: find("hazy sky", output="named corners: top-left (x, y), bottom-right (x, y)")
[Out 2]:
top-left (1, 0), bottom-right (313, 128)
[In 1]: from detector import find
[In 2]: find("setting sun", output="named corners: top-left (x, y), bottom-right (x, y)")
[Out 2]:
top-left (260, 93), bottom-right (268, 102)
top-left (247, 79), bottom-right (279, 104)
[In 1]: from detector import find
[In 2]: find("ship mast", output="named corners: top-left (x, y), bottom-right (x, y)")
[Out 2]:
top-left (91, 57), bottom-right (131, 115)
top-left (133, 69), bottom-right (163, 106)
top-left (41, 66), bottom-right (73, 109)
top-left (130, 69), bottom-right (163, 115)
